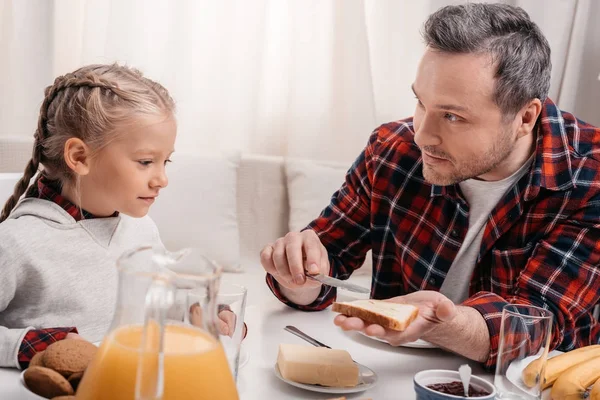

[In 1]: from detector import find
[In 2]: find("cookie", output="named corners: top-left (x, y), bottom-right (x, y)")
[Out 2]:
top-left (43, 339), bottom-right (97, 377)
top-left (23, 366), bottom-right (74, 398)
top-left (29, 351), bottom-right (45, 368)
top-left (68, 371), bottom-right (84, 392)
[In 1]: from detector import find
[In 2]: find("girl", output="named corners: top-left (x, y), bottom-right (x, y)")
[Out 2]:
top-left (0, 64), bottom-right (177, 369)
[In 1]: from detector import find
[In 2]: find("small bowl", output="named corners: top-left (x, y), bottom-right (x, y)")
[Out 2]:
top-left (414, 369), bottom-right (496, 400)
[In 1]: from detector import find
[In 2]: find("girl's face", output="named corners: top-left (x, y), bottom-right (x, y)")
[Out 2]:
top-left (80, 115), bottom-right (177, 218)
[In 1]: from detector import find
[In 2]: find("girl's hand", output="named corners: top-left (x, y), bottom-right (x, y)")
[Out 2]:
top-left (189, 303), bottom-right (244, 338)
top-left (65, 333), bottom-right (85, 341)
top-left (217, 310), bottom-right (236, 337)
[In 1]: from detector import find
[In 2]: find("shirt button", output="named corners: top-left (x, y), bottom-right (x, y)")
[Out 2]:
top-left (451, 229), bottom-right (459, 238)
top-left (429, 278), bottom-right (436, 285)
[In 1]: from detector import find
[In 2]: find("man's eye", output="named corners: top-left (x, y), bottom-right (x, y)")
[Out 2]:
top-left (138, 160), bottom-right (152, 166)
top-left (415, 97), bottom-right (424, 108)
top-left (164, 159), bottom-right (172, 166)
top-left (444, 113), bottom-right (458, 122)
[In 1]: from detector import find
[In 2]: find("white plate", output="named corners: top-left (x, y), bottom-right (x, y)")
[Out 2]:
top-left (358, 331), bottom-right (437, 349)
top-left (503, 350), bottom-right (563, 400)
top-left (274, 362), bottom-right (378, 394)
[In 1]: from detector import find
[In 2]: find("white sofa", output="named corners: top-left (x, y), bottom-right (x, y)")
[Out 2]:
top-left (0, 135), bottom-right (371, 276)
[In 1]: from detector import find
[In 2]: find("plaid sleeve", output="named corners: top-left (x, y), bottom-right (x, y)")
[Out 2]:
top-left (465, 195), bottom-right (600, 370)
top-left (18, 327), bottom-right (78, 369)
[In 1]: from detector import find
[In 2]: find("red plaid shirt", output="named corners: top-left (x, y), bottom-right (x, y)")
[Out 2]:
top-left (17, 178), bottom-right (115, 369)
top-left (267, 99), bottom-right (600, 369)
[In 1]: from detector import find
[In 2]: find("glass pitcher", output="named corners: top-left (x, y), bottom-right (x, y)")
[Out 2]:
top-left (76, 246), bottom-right (239, 400)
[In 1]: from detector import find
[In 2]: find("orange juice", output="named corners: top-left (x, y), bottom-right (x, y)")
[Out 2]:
top-left (76, 324), bottom-right (238, 400)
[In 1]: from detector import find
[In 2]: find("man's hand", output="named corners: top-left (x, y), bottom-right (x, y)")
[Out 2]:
top-left (260, 230), bottom-right (331, 305)
top-left (333, 291), bottom-right (456, 345)
top-left (260, 230), bottom-right (330, 289)
top-left (334, 291), bottom-right (491, 362)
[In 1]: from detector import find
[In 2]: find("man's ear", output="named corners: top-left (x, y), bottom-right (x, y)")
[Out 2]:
top-left (63, 138), bottom-right (92, 176)
top-left (516, 98), bottom-right (542, 139)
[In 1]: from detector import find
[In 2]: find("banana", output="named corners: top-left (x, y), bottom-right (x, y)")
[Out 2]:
top-left (550, 356), bottom-right (600, 400)
top-left (590, 377), bottom-right (600, 400)
top-left (521, 345), bottom-right (600, 388)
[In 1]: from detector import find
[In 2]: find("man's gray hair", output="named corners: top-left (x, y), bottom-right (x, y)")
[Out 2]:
top-left (422, 3), bottom-right (551, 116)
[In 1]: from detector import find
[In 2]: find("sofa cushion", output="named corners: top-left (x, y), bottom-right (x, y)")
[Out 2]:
top-left (149, 152), bottom-right (242, 272)
top-left (0, 136), bottom-right (34, 173)
top-left (237, 154), bottom-right (288, 265)
top-left (285, 158), bottom-right (372, 275)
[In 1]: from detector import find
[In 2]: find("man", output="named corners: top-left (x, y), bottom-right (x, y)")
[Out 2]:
top-left (260, 3), bottom-right (600, 369)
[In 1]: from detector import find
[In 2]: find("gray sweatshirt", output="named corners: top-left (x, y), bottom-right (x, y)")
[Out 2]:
top-left (0, 198), bottom-right (162, 368)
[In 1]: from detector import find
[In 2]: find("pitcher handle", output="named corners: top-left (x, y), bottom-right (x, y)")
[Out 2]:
top-left (135, 275), bottom-right (175, 400)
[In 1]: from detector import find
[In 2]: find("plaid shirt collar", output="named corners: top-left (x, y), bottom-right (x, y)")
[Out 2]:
top-left (36, 177), bottom-right (118, 221)
top-left (430, 98), bottom-right (576, 202)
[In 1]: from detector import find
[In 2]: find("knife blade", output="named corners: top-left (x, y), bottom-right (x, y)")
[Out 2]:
top-left (306, 273), bottom-right (370, 294)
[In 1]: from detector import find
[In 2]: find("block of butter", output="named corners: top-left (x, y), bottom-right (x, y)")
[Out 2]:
top-left (277, 343), bottom-right (359, 387)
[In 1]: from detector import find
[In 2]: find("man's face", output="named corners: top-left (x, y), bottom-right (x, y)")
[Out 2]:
top-left (412, 48), bottom-right (520, 185)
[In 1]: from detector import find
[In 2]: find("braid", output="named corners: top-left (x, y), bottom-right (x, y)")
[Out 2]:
top-left (0, 148), bottom-right (41, 223)
top-left (0, 74), bottom-right (115, 223)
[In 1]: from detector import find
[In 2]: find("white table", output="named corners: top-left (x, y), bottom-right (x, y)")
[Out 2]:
top-left (0, 270), bottom-right (494, 399)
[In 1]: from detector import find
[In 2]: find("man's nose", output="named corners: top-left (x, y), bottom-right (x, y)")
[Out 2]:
top-left (413, 114), bottom-right (442, 148)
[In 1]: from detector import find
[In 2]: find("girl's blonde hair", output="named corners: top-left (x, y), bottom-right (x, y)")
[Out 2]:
top-left (0, 64), bottom-right (175, 223)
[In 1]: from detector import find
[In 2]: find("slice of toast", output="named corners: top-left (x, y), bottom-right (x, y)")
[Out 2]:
top-left (332, 299), bottom-right (418, 331)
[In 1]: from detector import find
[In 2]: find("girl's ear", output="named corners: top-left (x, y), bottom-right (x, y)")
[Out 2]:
top-left (64, 138), bottom-right (92, 176)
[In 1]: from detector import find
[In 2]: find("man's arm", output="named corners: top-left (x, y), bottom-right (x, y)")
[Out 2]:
top-left (335, 193), bottom-right (600, 369)
top-left (263, 129), bottom-right (379, 310)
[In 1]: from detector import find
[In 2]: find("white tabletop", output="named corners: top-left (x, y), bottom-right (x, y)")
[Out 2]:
top-left (0, 269), bottom-right (494, 400)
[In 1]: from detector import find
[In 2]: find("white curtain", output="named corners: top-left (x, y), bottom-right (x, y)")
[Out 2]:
top-left (1, 0), bottom-right (598, 163)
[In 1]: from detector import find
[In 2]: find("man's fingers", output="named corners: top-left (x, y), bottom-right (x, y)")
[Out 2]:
top-left (272, 239), bottom-right (292, 283)
top-left (260, 244), bottom-right (277, 276)
top-left (303, 241), bottom-right (322, 276)
top-left (338, 316), bottom-right (367, 331)
top-left (333, 314), bottom-right (347, 326)
top-left (363, 324), bottom-right (387, 337)
top-left (303, 231), bottom-right (325, 275)
top-left (285, 234), bottom-right (306, 285)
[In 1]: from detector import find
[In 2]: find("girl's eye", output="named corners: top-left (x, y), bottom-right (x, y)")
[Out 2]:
top-left (444, 113), bottom-right (459, 122)
top-left (164, 159), bottom-right (172, 166)
top-left (138, 160), bottom-right (152, 166)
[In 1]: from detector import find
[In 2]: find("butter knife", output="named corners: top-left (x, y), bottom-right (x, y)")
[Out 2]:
top-left (306, 273), bottom-right (370, 294)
